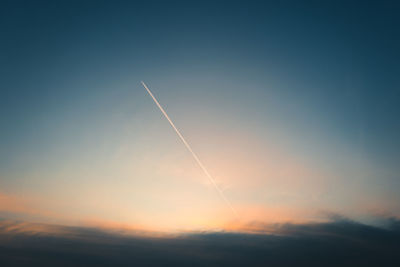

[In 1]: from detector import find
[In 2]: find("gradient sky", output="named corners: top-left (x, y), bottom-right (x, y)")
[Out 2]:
top-left (1, 0), bottom-right (399, 231)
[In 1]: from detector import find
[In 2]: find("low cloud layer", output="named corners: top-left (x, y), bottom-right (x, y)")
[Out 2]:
top-left (1, 217), bottom-right (399, 266)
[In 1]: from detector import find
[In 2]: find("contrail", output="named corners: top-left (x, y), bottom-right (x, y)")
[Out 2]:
top-left (141, 81), bottom-right (238, 218)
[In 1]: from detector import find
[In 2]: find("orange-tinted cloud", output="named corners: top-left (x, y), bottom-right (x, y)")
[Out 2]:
top-left (0, 192), bottom-right (34, 214)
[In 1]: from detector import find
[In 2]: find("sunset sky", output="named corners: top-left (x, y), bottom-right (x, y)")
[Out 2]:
top-left (1, 0), bottom-right (399, 234)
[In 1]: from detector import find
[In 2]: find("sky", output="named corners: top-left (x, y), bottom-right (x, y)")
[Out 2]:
top-left (1, 0), bottom-right (400, 233)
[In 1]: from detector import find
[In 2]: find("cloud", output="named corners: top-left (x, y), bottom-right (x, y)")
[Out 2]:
top-left (0, 193), bottom-right (32, 214)
top-left (0, 217), bottom-right (399, 266)
top-left (0, 192), bottom-right (70, 224)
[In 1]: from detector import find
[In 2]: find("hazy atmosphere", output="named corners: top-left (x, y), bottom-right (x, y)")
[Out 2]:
top-left (1, 0), bottom-right (399, 266)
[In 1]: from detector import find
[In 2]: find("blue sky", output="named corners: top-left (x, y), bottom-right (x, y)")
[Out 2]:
top-left (0, 0), bottom-right (399, 230)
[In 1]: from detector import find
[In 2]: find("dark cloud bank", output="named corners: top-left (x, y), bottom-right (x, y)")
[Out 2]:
top-left (1, 218), bottom-right (400, 266)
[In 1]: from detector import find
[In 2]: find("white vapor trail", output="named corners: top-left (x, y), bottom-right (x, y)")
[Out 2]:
top-left (141, 81), bottom-right (238, 218)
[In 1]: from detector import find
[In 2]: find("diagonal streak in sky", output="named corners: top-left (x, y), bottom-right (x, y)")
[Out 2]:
top-left (141, 81), bottom-right (238, 218)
